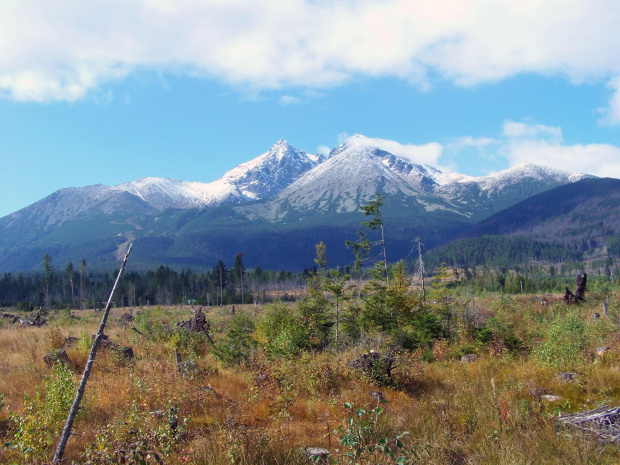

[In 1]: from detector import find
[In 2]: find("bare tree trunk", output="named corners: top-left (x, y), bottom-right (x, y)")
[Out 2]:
top-left (380, 224), bottom-right (388, 283)
top-left (416, 238), bottom-right (425, 301)
top-left (52, 244), bottom-right (133, 463)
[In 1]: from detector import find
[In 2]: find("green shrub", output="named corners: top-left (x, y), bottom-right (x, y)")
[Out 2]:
top-left (475, 317), bottom-right (525, 354)
top-left (214, 311), bottom-right (256, 366)
top-left (9, 362), bottom-right (78, 461)
top-left (333, 401), bottom-right (429, 464)
top-left (475, 327), bottom-right (494, 344)
top-left (83, 400), bottom-right (185, 464)
top-left (454, 344), bottom-right (477, 359)
top-left (535, 310), bottom-right (591, 369)
top-left (340, 302), bottom-right (363, 343)
top-left (133, 309), bottom-right (173, 342)
top-left (255, 302), bottom-right (309, 358)
top-left (76, 330), bottom-right (93, 353)
top-left (167, 328), bottom-right (207, 359)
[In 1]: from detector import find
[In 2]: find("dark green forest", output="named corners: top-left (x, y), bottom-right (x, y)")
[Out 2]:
top-left (0, 253), bottom-right (328, 311)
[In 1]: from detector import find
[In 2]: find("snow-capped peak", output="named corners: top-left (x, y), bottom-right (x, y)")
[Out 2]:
top-left (105, 139), bottom-right (326, 211)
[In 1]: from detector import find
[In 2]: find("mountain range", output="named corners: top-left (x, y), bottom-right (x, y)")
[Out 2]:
top-left (0, 135), bottom-right (602, 272)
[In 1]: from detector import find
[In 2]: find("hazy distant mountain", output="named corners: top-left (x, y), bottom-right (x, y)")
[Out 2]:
top-left (0, 135), bottom-right (596, 271)
top-left (424, 177), bottom-right (620, 268)
top-left (461, 177), bottom-right (620, 248)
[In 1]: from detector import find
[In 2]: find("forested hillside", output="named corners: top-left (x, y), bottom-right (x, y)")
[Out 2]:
top-left (461, 178), bottom-right (620, 251)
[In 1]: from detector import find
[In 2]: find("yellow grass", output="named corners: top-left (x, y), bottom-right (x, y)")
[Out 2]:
top-left (1, 297), bottom-right (620, 464)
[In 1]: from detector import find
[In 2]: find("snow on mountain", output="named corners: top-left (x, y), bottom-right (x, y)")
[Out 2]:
top-left (203, 139), bottom-right (325, 204)
top-left (475, 162), bottom-right (591, 193)
top-left (255, 137), bottom-right (594, 221)
top-left (1, 135), bottom-right (594, 232)
top-left (110, 140), bottom-right (324, 211)
top-left (2, 184), bottom-right (113, 231)
top-left (262, 136), bottom-right (454, 220)
top-left (112, 178), bottom-right (213, 211)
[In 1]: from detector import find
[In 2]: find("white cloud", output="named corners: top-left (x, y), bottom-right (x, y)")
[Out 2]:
top-left (317, 145), bottom-right (331, 157)
top-left (506, 140), bottom-right (620, 178)
top-left (344, 134), bottom-right (444, 166)
top-left (447, 136), bottom-right (498, 149)
top-left (2, 0), bottom-right (620, 117)
top-left (600, 77), bottom-right (620, 125)
top-left (443, 121), bottom-right (620, 178)
top-left (502, 121), bottom-right (562, 141)
top-left (279, 95), bottom-right (302, 105)
top-left (495, 121), bottom-right (620, 178)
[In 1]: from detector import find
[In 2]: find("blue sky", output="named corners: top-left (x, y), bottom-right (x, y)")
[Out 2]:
top-left (1, 0), bottom-right (620, 218)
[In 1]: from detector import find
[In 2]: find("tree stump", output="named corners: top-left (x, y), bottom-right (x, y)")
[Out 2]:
top-left (575, 273), bottom-right (587, 302)
top-left (121, 346), bottom-right (134, 359)
top-left (176, 307), bottom-right (215, 345)
top-left (44, 349), bottom-right (72, 368)
top-left (350, 350), bottom-right (395, 383)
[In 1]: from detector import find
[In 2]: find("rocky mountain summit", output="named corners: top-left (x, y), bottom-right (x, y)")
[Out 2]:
top-left (0, 135), bottom-right (593, 271)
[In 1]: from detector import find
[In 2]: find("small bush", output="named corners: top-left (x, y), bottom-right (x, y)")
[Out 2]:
top-left (133, 309), bottom-right (173, 342)
top-left (454, 344), bottom-right (477, 359)
top-left (167, 328), bottom-right (207, 359)
top-left (48, 326), bottom-right (65, 350)
top-left (83, 400), bottom-right (185, 464)
top-left (76, 330), bottom-right (93, 353)
top-left (334, 401), bottom-right (429, 464)
top-left (9, 362), bottom-right (78, 462)
top-left (255, 303), bottom-right (309, 358)
top-left (214, 311), bottom-right (256, 366)
top-left (535, 310), bottom-right (591, 369)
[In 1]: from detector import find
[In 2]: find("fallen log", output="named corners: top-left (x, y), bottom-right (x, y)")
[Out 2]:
top-left (19, 306), bottom-right (48, 327)
top-left (556, 405), bottom-right (620, 444)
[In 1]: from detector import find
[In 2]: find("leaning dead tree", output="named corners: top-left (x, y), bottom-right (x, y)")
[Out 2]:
top-left (564, 272), bottom-right (587, 304)
top-left (52, 244), bottom-right (133, 464)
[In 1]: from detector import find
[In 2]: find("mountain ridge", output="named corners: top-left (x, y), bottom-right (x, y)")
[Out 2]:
top-left (0, 135), bottom-right (602, 271)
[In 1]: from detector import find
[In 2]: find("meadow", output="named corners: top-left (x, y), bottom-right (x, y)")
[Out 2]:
top-left (1, 276), bottom-right (620, 464)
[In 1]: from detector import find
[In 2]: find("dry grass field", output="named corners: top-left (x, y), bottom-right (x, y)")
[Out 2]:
top-left (1, 291), bottom-right (620, 464)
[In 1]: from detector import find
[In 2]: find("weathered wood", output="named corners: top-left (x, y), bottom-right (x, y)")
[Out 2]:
top-left (563, 287), bottom-right (575, 303)
top-left (121, 346), bottom-right (134, 359)
top-left (557, 405), bottom-right (620, 444)
top-left (44, 349), bottom-right (72, 368)
top-left (575, 272), bottom-right (587, 302)
top-left (175, 350), bottom-right (198, 378)
top-left (558, 371), bottom-right (577, 382)
top-left (350, 350), bottom-right (395, 380)
top-left (52, 244), bottom-right (132, 464)
top-left (305, 447), bottom-right (330, 464)
top-left (176, 306), bottom-right (215, 346)
top-left (131, 326), bottom-right (145, 336)
top-left (18, 306), bottom-right (48, 327)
